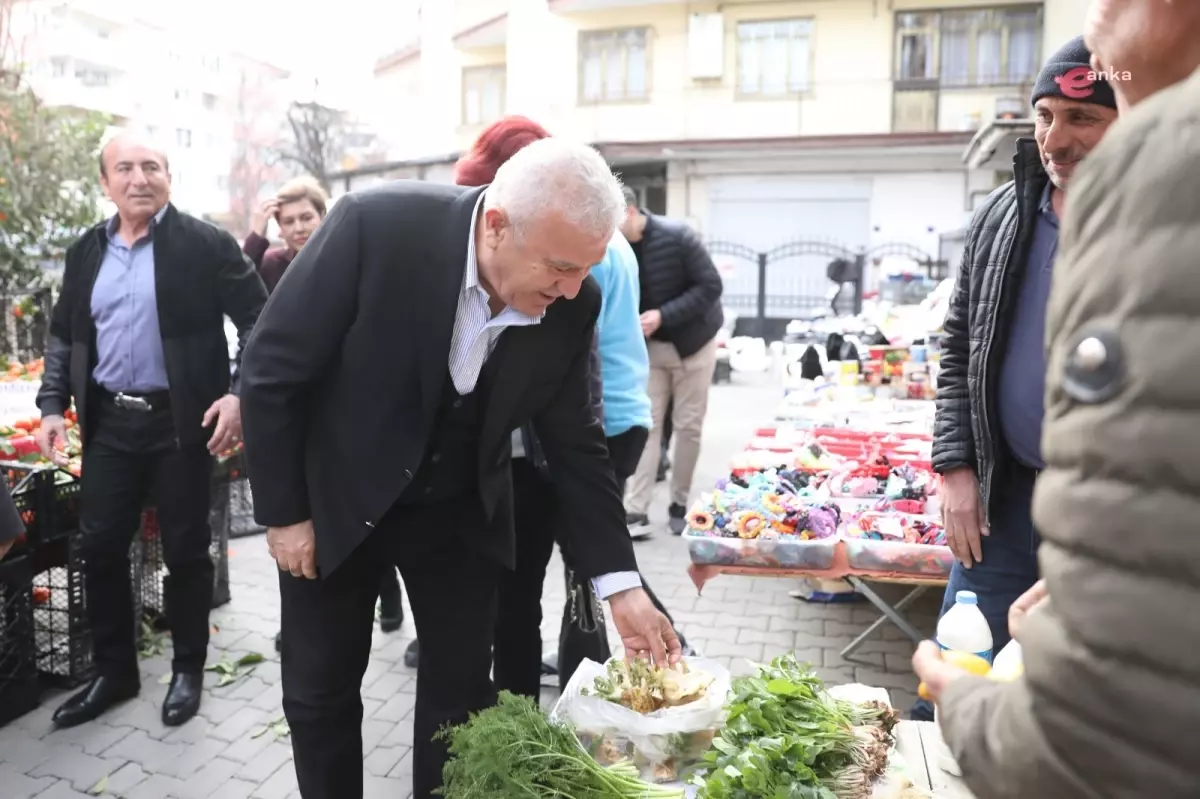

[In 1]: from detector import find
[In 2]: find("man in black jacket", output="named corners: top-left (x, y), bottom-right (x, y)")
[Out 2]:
top-left (239, 139), bottom-right (679, 799)
top-left (923, 37), bottom-right (1117, 718)
top-left (620, 190), bottom-right (724, 537)
top-left (34, 133), bottom-right (267, 729)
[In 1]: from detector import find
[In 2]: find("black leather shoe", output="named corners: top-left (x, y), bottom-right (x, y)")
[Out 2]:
top-left (403, 639), bottom-right (419, 669)
top-left (379, 592), bottom-right (404, 633)
top-left (52, 675), bottom-right (140, 728)
top-left (162, 672), bottom-right (203, 726)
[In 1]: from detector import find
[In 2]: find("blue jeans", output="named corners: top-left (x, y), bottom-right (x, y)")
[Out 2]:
top-left (911, 461), bottom-right (1041, 719)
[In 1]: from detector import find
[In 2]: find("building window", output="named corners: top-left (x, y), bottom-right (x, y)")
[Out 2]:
top-left (176, 129), bottom-right (192, 148)
top-left (462, 66), bottom-right (505, 126)
top-left (202, 93), bottom-right (217, 111)
top-left (51, 58), bottom-right (67, 78)
top-left (894, 7), bottom-right (1041, 87)
top-left (895, 13), bottom-right (938, 81)
top-left (579, 28), bottom-right (649, 104)
top-left (736, 18), bottom-right (813, 96)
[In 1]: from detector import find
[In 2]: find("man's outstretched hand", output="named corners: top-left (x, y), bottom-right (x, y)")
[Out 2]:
top-left (608, 587), bottom-right (681, 667)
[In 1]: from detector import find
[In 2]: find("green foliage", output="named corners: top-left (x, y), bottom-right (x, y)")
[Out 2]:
top-left (691, 655), bottom-right (895, 799)
top-left (437, 691), bottom-right (685, 798)
top-left (0, 69), bottom-right (109, 293)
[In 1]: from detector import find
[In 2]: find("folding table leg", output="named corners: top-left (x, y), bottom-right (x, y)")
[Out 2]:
top-left (840, 578), bottom-right (929, 660)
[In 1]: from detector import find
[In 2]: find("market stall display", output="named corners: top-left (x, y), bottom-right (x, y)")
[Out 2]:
top-left (440, 657), bottom-right (943, 799)
top-left (683, 387), bottom-right (950, 659)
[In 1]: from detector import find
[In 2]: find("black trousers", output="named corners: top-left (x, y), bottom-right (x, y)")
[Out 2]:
top-left (493, 426), bottom-right (676, 700)
top-left (279, 499), bottom-right (500, 799)
top-left (80, 400), bottom-right (214, 679)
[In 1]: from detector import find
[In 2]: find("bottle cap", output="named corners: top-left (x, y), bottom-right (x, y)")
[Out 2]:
top-left (955, 590), bottom-right (978, 605)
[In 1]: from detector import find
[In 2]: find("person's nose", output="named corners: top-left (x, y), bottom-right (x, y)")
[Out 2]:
top-left (1042, 120), bottom-right (1075, 160)
top-left (558, 275), bottom-right (586, 300)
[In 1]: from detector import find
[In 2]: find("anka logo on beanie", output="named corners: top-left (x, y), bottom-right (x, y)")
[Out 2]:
top-left (1031, 35), bottom-right (1117, 109)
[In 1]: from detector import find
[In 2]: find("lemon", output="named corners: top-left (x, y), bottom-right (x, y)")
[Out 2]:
top-left (918, 650), bottom-right (992, 700)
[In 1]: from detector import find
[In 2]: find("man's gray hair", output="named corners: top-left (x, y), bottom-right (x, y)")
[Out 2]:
top-left (486, 138), bottom-right (625, 242)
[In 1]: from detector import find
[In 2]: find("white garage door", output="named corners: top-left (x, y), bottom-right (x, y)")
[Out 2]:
top-left (706, 176), bottom-right (872, 317)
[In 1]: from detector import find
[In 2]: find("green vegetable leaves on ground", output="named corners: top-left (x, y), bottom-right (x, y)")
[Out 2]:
top-left (204, 652), bottom-right (264, 687)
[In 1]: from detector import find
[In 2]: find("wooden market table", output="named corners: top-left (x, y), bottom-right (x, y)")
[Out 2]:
top-left (893, 721), bottom-right (976, 798)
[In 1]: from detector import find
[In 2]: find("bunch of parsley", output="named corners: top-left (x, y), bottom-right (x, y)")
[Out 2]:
top-left (691, 656), bottom-right (894, 799)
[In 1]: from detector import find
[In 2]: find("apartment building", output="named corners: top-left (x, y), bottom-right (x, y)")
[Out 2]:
top-left (346, 0), bottom-right (1090, 312)
top-left (11, 0), bottom-right (292, 222)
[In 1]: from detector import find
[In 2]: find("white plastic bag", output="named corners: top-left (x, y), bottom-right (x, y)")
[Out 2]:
top-left (550, 657), bottom-right (731, 783)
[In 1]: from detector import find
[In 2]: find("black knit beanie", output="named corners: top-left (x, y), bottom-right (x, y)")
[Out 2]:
top-left (1031, 35), bottom-right (1117, 109)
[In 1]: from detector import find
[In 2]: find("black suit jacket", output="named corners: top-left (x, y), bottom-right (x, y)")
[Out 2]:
top-left (36, 204), bottom-right (267, 446)
top-left (239, 182), bottom-right (639, 580)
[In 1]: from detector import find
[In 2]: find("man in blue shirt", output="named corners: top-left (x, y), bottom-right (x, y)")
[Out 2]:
top-left (36, 133), bottom-right (266, 730)
top-left (921, 37), bottom-right (1117, 719)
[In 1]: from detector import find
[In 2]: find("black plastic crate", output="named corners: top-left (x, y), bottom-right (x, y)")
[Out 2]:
top-left (210, 479), bottom-right (231, 608)
top-left (137, 477), bottom-right (232, 628)
top-left (0, 553), bottom-right (41, 726)
top-left (30, 533), bottom-right (92, 688)
top-left (2, 463), bottom-right (81, 547)
top-left (229, 477), bottom-right (264, 539)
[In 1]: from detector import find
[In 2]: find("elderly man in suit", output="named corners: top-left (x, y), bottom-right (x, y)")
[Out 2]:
top-left (240, 138), bottom-right (680, 799)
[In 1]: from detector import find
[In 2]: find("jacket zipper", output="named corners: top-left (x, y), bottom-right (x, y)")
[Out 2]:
top-left (976, 170), bottom-right (1026, 521)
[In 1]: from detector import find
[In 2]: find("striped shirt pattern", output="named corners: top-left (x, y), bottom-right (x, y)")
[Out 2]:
top-left (449, 191), bottom-right (641, 602)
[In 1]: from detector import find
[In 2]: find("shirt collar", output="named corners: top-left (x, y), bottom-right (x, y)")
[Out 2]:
top-left (1038, 181), bottom-right (1059, 227)
top-left (464, 190), bottom-right (543, 323)
top-left (106, 204), bottom-right (169, 239)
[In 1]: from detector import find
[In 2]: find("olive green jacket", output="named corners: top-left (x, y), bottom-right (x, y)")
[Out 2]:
top-left (937, 64), bottom-right (1200, 799)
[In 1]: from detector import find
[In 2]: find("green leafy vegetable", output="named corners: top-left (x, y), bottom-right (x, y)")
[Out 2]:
top-left (692, 655), bottom-right (897, 799)
top-left (437, 691), bottom-right (686, 798)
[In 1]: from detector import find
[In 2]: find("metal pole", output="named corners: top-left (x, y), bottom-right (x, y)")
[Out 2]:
top-left (852, 254), bottom-right (866, 315)
top-left (756, 252), bottom-right (768, 337)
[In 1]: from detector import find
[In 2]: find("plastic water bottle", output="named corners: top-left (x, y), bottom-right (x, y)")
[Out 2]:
top-left (936, 590), bottom-right (994, 664)
top-left (991, 639), bottom-right (1024, 681)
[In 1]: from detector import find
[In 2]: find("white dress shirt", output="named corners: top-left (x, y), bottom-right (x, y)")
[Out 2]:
top-left (448, 192), bottom-right (641, 601)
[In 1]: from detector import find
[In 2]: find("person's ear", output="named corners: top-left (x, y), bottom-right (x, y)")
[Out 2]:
top-left (483, 207), bottom-right (509, 249)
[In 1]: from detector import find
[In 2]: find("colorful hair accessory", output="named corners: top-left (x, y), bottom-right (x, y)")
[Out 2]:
top-left (687, 510), bottom-right (714, 531)
top-left (762, 493), bottom-right (786, 514)
top-left (770, 518), bottom-right (796, 534)
top-left (736, 511), bottom-right (766, 539)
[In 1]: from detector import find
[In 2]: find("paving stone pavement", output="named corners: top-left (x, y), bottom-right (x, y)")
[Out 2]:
top-left (0, 369), bottom-right (941, 798)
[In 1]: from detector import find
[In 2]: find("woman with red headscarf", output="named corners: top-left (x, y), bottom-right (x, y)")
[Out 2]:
top-left (399, 117), bottom-right (691, 692)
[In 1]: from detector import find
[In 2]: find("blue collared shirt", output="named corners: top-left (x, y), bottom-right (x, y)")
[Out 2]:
top-left (90, 206), bottom-right (170, 393)
top-left (997, 181), bottom-right (1058, 470)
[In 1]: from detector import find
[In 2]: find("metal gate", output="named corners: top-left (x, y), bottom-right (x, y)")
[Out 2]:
top-left (706, 241), bottom-right (764, 314)
top-left (706, 238), bottom-right (946, 338)
top-left (764, 240), bottom-right (859, 319)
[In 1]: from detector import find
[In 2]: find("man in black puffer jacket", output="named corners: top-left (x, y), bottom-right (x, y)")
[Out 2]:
top-left (620, 189), bottom-right (724, 538)
top-left (916, 37), bottom-right (1118, 721)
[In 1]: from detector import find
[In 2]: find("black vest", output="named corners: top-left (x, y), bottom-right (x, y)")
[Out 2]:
top-left (398, 360), bottom-right (497, 507)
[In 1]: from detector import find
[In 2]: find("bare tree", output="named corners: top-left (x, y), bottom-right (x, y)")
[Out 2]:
top-left (274, 98), bottom-right (346, 193)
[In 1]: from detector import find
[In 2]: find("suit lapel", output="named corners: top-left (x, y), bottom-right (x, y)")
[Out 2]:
top-left (479, 326), bottom-right (537, 458)
top-left (418, 185), bottom-right (487, 425)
